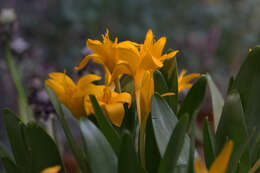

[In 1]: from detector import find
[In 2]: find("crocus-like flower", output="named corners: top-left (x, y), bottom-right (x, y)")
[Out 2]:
top-left (75, 29), bottom-right (137, 84)
top-left (45, 72), bottom-right (101, 119)
top-left (84, 86), bottom-right (131, 127)
top-left (112, 29), bottom-right (178, 127)
top-left (41, 166), bottom-right (61, 173)
top-left (178, 69), bottom-right (200, 92)
top-left (195, 140), bottom-right (233, 173)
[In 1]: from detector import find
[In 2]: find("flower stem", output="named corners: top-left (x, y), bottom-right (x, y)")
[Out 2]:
top-left (4, 39), bottom-right (34, 123)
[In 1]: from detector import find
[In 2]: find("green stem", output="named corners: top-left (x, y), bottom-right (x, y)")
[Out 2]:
top-left (4, 40), bottom-right (33, 123)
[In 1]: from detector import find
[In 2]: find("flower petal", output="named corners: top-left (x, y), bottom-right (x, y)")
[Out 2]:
top-left (167, 50), bottom-right (179, 59)
top-left (140, 54), bottom-right (163, 71)
top-left (77, 74), bottom-right (101, 89)
top-left (104, 103), bottom-right (125, 127)
top-left (141, 29), bottom-right (154, 55)
top-left (195, 158), bottom-right (208, 173)
top-left (41, 166), bottom-right (61, 173)
top-left (152, 36), bottom-right (166, 57)
top-left (74, 53), bottom-right (102, 71)
top-left (112, 92), bottom-right (132, 107)
top-left (209, 140), bottom-right (233, 173)
top-left (109, 62), bottom-right (133, 85)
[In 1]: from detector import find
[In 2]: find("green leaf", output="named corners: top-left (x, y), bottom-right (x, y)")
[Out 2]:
top-left (1, 157), bottom-right (21, 173)
top-left (89, 95), bottom-right (121, 156)
top-left (151, 94), bottom-right (190, 166)
top-left (203, 117), bottom-right (216, 169)
top-left (178, 76), bottom-right (207, 125)
top-left (24, 122), bottom-right (65, 173)
top-left (145, 115), bottom-right (161, 173)
top-left (154, 70), bottom-right (169, 95)
top-left (233, 46), bottom-right (260, 134)
top-left (118, 131), bottom-right (139, 173)
top-left (80, 118), bottom-right (118, 173)
top-left (216, 91), bottom-right (250, 173)
top-left (186, 121), bottom-right (195, 173)
top-left (0, 143), bottom-right (13, 161)
top-left (160, 54), bottom-right (178, 113)
top-left (206, 74), bottom-right (224, 131)
top-left (158, 114), bottom-right (189, 173)
top-left (121, 102), bottom-right (137, 135)
top-left (2, 109), bottom-right (31, 172)
top-left (45, 85), bottom-right (89, 172)
top-left (154, 70), bottom-right (174, 110)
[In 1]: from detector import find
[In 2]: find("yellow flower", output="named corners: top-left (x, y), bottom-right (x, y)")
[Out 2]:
top-left (178, 69), bottom-right (200, 93)
top-left (195, 140), bottom-right (233, 173)
top-left (75, 29), bottom-right (137, 84)
top-left (45, 72), bottom-right (101, 119)
top-left (41, 166), bottom-right (61, 173)
top-left (112, 29), bottom-right (178, 126)
top-left (84, 86), bottom-right (131, 127)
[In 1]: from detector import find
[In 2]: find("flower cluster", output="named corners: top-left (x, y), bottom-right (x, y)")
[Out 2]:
top-left (46, 29), bottom-right (199, 128)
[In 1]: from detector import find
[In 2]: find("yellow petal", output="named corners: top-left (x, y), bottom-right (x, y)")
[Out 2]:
top-left (77, 74), bottom-right (101, 90)
top-left (167, 50), bottom-right (179, 59)
top-left (178, 69), bottom-right (200, 92)
top-left (140, 54), bottom-right (163, 71)
top-left (112, 92), bottom-right (132, 107)
top-left (110, 62), bottom-right (133, 86)
top-left (141, 29), bottom-right (154, 55)
top-left (195, 158), bottom-right (209, 173)
top-left (104, 103), bottom-right (125, 127)
top-left (87, 39), bottom-right (107, 57)
top-left (152, 36), bottom-right (166, 57)
top-left (161, 92), bottom-right (175, 97)
top-left (209, 140), bottom-right (233, 173)
top-left (117, 46), bottom-right (140, 72)
top-left (48, 73), bottom-right (76, 89)
top-left (135, 71), bottom-right (154, 125)
top-left (41, 166), bottom-right (61, 173)
top-left (75, 53), bottom-right (102, 71)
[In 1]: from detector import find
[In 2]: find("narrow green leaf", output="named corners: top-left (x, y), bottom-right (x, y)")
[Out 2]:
top-left (178, 76), bottom-right (207, 125)
top-left (154, 70), bottom-right (169, 95)
top-left (203, 117), bottom-right (216, 169)
top-left (160, 54), bottom-right (178, 113)
top-left (121, 102), bottom-right (137, 135)
top-left (154, 70), bottom-right (174, 110)
top-left (1, 157), bottom-right (21, 173)
top-left (45, 85), bottom-right (89, 173)
top-left (186, 120), bottom-right (195, 173)
top-left (24, 122), bottom-right (65, 173)
top-left (233, 46), bottom-right (260, 134)
top-left (151, 94), bottom-right (190, 166)
top-left (118, 131), bottom-right (139, 173)
top-left (80, 118), bottom-right (118, 173)
top-left (89, 95), bottom-right (121, 156)
top-left (2, 109), bottom-right (31, 172)
top-left (145, 115), bottom-right (161, 173)
top-left (206, 74), bottom-right (224, 131)
top-left (216, 91), bottom-right (250, 173)
top-left (158, 114), bottom-right (189, 173)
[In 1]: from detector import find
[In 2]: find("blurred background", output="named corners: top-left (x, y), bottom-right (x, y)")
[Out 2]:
top-left (0, 0), bottom-right (260, 172)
